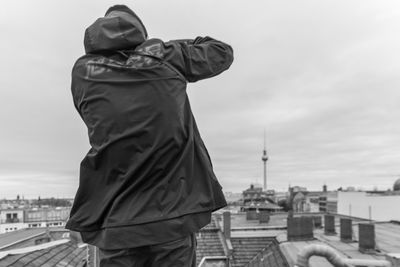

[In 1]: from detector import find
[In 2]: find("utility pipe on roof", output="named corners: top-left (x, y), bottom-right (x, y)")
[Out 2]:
top-left (295, 244), bottom-right (391, 267)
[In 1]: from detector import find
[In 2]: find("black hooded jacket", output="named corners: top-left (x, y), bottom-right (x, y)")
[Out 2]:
top-left (66, 8), bottom-right (233, 232)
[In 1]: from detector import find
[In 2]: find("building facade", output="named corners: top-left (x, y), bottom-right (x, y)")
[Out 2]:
top-left (0, 207), bottom-right (70, 233)
top-left (318, 191), bottom-right (338, 213)
top-left (337, 191), bottom-right (400, 221)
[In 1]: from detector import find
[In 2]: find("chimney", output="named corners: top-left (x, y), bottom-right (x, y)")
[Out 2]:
top-left (324, 215), bottom-right (336, 235)
top-left (358, 223), bottom-right (375, 252)
top-left (323, 184), bottom-right (327, 192)
top-left (259, 210), bottom-right (270, 223)
top-left (223, 212), bottom-right (231, 240)
top-left (340, 218), bottom-right (352, 242)
top-left (287, 216), bottom-right (314, 241)
top-left (246, 208), bottom-right (258, 220)
top-left (312, 216), bottom-right (322, 228)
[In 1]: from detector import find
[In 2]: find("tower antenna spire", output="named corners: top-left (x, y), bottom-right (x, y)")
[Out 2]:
top-left (262, 129), bottom-right (269, 191)
top-left (264, 128), bottom-right (266, 150)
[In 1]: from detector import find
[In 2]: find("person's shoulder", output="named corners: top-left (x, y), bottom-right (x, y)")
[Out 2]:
top-left (136, 38), bottom-right (165, 50)
top-left (71, 54), bottom-right (97, 71)
top-left (135, 38), bottom-right (168, 57)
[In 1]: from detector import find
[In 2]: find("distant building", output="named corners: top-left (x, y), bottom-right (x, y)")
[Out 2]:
top-left (242, 184), bottom-right (275, 205)
top-left (291, 186), bottom-right (307, 193)
top-left (0, 209), bottom-right (25, 233)
top-left (338, 179), bottom-right (400, 221)
top-left (0, 209), bottom-right (23, 224)
top-left (241, 184), bottom-right (282, 212)
top-left (0, 207), bottom-right (70, 233)
top-left (288, 185), bottom-right (338, 213)
top-left (274, 191), bottom-right (289, 203)
top-left (319, 191), bottom-right (338, 213)
top-left (24, 208), bottom-right (70, 228)
top-left (292, 191), bottom-right (321, 212)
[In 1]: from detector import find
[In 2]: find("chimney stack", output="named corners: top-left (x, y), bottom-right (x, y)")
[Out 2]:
top-left (259, 210), bottom-right (270, 223)
top-left (246, 208), bottom-right (258, 220)
top-left (287, 216), bottom-right (314, 241)
top-left (358, 223), bottom-right (375, 252)
top-left (223, 212), bottom-right (231, 240)
top-left (340, 218), bottom-right (352, 242)
top-left (324, 215), bottom-right (336, 235)
top-left (312, 216), bottom-right (322, 228)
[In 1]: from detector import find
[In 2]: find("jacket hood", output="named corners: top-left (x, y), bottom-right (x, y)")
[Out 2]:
top-left (84, 10), bottom-right (148, 54)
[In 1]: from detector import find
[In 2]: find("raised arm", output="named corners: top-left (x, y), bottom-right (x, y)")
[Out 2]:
top-left (161, 36), bottom-right (234, 82)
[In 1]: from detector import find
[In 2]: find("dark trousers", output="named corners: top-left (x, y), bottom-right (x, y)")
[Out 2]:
top-left (99, 233), bottom-right (197, 267)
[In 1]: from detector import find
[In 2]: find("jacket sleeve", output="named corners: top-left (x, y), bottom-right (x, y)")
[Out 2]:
top-left (162, 36), bottom-right (234, 82)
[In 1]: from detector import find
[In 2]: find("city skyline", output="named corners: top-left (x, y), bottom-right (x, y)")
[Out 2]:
top-left (1, 0), bottom-right (400, 198)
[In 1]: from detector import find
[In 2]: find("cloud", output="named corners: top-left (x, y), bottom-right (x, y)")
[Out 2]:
top-left (0, 0), bottom-right (400, 197)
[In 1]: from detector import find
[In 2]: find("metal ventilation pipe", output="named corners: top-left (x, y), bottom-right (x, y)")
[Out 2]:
top-left (295, 244), bottom-right (391, 267)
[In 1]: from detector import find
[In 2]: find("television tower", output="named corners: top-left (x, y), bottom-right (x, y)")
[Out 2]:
top-left (261, 130), bottom-right (269, 191)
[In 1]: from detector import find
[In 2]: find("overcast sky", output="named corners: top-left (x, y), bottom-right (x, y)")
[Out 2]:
top-left (1, 0), bottom-right (399, 199)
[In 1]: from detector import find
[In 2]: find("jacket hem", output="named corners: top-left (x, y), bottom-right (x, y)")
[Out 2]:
top-left (65, 202), bottom-right (227, 232)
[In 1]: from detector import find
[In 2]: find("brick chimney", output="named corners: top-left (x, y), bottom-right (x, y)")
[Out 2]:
top-left (223, 211), bottom-right (231, 240)
top-left (259, 210), bottom-right (270, 223)
top-left (246, 208), bottom-right (258, 220)
top-left (324, 215), bottom-right (336, 235)
top-left (358, 223), bottom-right (375, 252)
top-left (340, 218), bottom-right (352, 242)
top-left (312, 216), bottom-right (322, 228)
top-left (287, 216), bottom-right (314, 241)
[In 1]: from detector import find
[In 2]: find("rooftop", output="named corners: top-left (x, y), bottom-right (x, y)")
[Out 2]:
top-left (0, 227), bottom-right (68, 251)
top-left (0, 212), bottom-right (399, 266)
top-left (0, 240), bottom-right (86, 267)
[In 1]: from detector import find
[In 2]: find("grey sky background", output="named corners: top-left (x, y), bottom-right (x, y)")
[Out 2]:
top-left (1, 0), bottom-right (399, 199)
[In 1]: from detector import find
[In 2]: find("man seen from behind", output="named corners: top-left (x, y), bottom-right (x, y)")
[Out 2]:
top-left (66, 4), bottom-right (234, 267)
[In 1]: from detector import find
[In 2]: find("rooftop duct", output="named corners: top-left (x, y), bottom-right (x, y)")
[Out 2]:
top-left (295, 244), bottom-right (391, 267)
